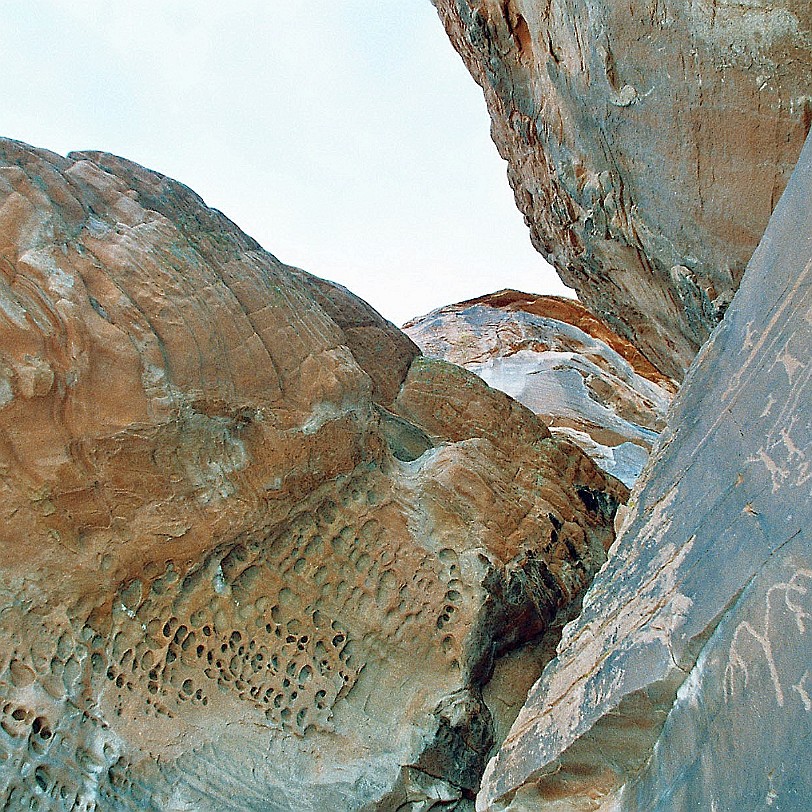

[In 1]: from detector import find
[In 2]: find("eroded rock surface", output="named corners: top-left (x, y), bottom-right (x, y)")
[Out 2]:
top-left (0, 140), bottom-right (625, 810)
top-left (431, 0), bottom-right (812, 379)
top-left (476, 129), bottom-right (812, 812)
top-left (405, 291), bottom-right (674, 487)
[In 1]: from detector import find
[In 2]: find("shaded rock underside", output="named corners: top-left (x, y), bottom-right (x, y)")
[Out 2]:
top-left (431, 0), bottom-right (812, 380)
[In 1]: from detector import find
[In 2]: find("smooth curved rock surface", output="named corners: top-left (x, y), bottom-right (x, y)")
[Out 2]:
top-left (405, 291), bottom-right (674, 487)
top-left (0, 139), bottom-right (626, 811)
top-left (431, 0), bottom-right (812, 380)
top-left (476, 130), bottom-right (812, 812)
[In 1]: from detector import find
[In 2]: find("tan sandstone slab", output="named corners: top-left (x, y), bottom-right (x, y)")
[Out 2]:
top-left (0, 140), bottom-right (625, 811)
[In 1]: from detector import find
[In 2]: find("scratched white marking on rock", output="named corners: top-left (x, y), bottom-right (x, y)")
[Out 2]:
top-left (724, 568), bottom-right (812, 708)
top-left (751, 448), bottom-right (789, 493)
top-left (719, 257), bottom-right (810, 405)
top-left (792, 671), bottom-right (812, 711)
top-left (748, 381), bottom-right (810, 493)
top-left (777, 349), bottom-right (803, 383)
top-left (759, 393), bottom-right (776, 418)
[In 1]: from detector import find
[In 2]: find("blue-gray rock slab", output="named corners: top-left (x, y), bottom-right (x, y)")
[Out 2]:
top-left (476, 131), bottom-right (812, 811)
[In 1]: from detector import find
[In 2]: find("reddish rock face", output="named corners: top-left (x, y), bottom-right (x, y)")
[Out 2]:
top-left (0, 140), bottom-right (624, 810)
top-left (406, 291), bottom-right (674, 488)
top-left (431, 0), bottom-right (812, 380)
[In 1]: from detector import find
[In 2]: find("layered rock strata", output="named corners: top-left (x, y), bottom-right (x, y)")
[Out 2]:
top-left (476, 129), bottom-right (812, 812)
top-left (0, 140), bottom-right (626, 810)
top-left (406, 291), bottom-right (674, 488)
top-left (431, 0), bottom-right (812, 379)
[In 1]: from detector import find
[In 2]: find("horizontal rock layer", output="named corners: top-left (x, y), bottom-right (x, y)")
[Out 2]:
top-left (406, 291), bottom-right (674, 487)
top-left (0, 140), bottom-right (626, 810)
top-left (431, 0), bottom-right (812, 380)
top-left (477, 130), bottom-right (812, 812)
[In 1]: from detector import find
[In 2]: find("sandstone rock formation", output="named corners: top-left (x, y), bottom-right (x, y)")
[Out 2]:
top-left (476, 129), bottom-right (812, 812)
top-left (0, 139), bottom-right (626, 810)
top-left (405, 291), bottom-right (674, 488)
top-left (431, 0), bottom-right (812, 380)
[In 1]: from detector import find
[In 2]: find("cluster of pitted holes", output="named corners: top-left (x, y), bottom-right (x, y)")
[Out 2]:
top-left (435, 548), bottom-right (465, 668)
top-left (0, 622), bottom-right (118, 811)
top-left (265, 494), bottom-right (472, 672)
top-left (102, 595), bottom-right (354, 736)
top-left (100, 755), bottom-right (152, 809)
top-left (100, 504), bottom-right (372, 735)
top-left (0, 632), bottom-right (157, 812)
top-left (101, 476), bottom-right (472, 736)
top-left (157, 610), bottom-right (350, 734)
top-left (0, 472), bottom-right (481, 808)
top-left (0, 700), bottom-right (59, 811)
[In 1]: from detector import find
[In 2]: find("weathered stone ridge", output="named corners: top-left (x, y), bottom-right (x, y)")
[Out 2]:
top-left (476, 131), bottom-right (812, 812)
top-left (412, 290), bottom-right (672, 387)
top-left (0, 139), bottom-right (625, 810)
top-left (405, 291), bottom-right (674, 487)
top-left (431, 0), bottom-right (812, 380)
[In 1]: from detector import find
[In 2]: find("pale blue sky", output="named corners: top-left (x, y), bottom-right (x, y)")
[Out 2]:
top-left (0, 1), bottom-right (571, 324)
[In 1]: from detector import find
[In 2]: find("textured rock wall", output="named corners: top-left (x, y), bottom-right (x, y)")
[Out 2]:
top-left (431, 0), bottom-right (812, 379)
top-left (0, 140), bottom-right (626, 810)
top-left (476, 130), bottom-right (812, 812)
top-left (405, 291), bottom-right (674, 487)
